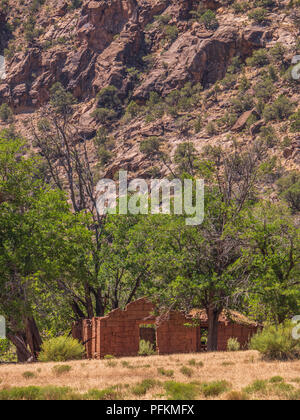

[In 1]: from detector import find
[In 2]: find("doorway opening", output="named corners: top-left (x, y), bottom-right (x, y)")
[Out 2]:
top-left (200, 327), bottom-right (208, 352)
top-left (139, 323), bottom-right (157, 355)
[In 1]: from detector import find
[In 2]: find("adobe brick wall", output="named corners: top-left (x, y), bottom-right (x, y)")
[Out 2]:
top-left (95, 299), bottom-right (156, 358)
top-left (217, 323), bottom-right (258, 351)
top-left (72, 298), bottom-right (258, 358)
top-left (72, 320), bottom-right (83, 343)
top-left (82, 319), bottom-right (93, 359)
top-left (157, 311), bottom-right (197, 355)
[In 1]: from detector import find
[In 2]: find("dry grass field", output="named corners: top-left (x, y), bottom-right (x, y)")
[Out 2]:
top-left (0, 351), bottom-right (300, 400)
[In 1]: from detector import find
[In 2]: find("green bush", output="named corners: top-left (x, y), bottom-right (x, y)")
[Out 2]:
top-left (50, 82), bottom-right (76, 115)
top-left (200, 10), bottom-right (219, 30)
top-left (248, 8), bottom-right (268, 24)
top-left (96, 85), bottom-right (120, 109)
top-left (131, 379), bottom-right (157, 396)
top-left (0, 385), bottom-right (121, 400)
top-left (226, 390), bottom-right (249, 400)
top-left (277, 171), bottom-right (300, 213)
top-left (263, 95), bottom-right (294, 122)
top-left (246, 49), bottom-right (269, 67)
top-left (250, 323), bottom-right (300, 360)
top-left (104, 354), bottom-right (115, 360)
top-left (157, 367), bottom-right (174, 377)
top-left (139, 136), bottom-right (162, 158)
top-left (52, 365), bottom-right (72, 376)
top-left (138, 339), bottom-right (155, 356)
top-left (38, 336), bottom-right (85, 362)
top-left (164, 381), bottom-right (199, 400)
top-left (0, 104), bottom-right (13, 122)
top-left (200, 380), bottom-right (231, 397)
top-left (243, 379), bottom-right (268, 395)
top-left (22, 371), bottom-right (36, 379)
top-left (269, 376), bottom-right (284, 384)
top-left (84, 387), bottom-right (121, 400)
top-left (180, 366), bottom-right (193, 377)
top-left (227, 337), bottom-right (241, 352)
top-left (92, 107), bottom-right (117, 124)
top-left (290, 109), bottom-right (300, 132)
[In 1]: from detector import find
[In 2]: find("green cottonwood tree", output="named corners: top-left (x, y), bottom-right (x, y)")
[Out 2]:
top-left (238, 202), bottom-right (300, 325)
top-left (140, 142), bottom-right (268, 351)
top-left (0, 134), bottom-right (90, 361)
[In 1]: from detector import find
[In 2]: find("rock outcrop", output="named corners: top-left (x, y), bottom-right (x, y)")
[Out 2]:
top-left (0, 0), bottom-right (299, 178)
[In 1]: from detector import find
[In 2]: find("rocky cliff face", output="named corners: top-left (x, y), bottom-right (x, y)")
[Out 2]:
top-left (0, 0), bottom-right (299, 180)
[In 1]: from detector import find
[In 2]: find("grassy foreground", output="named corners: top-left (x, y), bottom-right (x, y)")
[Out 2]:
top-left (0, 351), bottom-right (299, 400)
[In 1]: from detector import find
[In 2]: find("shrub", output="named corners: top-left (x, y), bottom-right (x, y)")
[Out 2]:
top-left (131, 379), bottom-right (157, 396)
top-left (259, 125), bottom-right (278, 148)
top-left (250, 323), bottom-right (300, 360)
top-left (106, 360), bottom-right (117, 367)
top-left (270, 382), bottom-right (295, 398)
top-left (138, 340), bottom-right (155, 356)
top-left (0, 385), bottom-right (121, 400)
top-left (200, 10), bottom-right (219, 30)
top-left (164, 381), bottom-right (199, 400)
top-left (139, 137), bottom-right (162, 158)
top-left (206, 121), bottom-right (217, 136)
top-left (157, 367), bottom-right (174, 377)
top-left (164, 25), bottom-right (179, 43)
top-left (246, 49), bottom-right (269, 67)
top-left (22, 371), bottom-right (36, 379)
top-left (52, 365), bottom-right (72, 376)
top-left (96, 85), bottom-right (120, 109)
top-left (227, 337), bottom-right (241, 352)
top-left (0, 103), bottom-right (13, 122)
top-left (200, 380), bottom-right (231, 397)
top-left (92, 107), bottom-right (117, 124)
top-left (180, 366), bottom-right (193, 377)
top-left (290, 109), bottom-right (300, 132)
top-left (194, 115), bottom-right (203, 133)
top-left (243, 380), bottom-right (268, 395)
top-left (38, 336), bottom-right (85, 362)
top-left (248, 8), bottom-right (268, 24)
top-left (85, 387), bottom-right (121, 400)
top-left (222, 362), bottom-right (235, 367)
top-left (231, 93), bottom-right (254, 114)
top-left (277, 171), bottom-right (300, 213)
top-left (0, 386), bottom-right (76, 401)
top-left (97, 146), bottom-right (112, 166)
top-left (124, 100), bottom-right (140, 119)
top-left (269, 376), bottom-right (284, 384)
top-left (50, 82), bottom-right (76, 115)
top-left (263, 95), bottom-right (294, 122)
top-left (226, 391), bottom-right (249, 400)
top-left (254, 78), bottom-right (275, 101)
top-left (270, 43), bottom-right (286, 62)
top-left (0, 338), bottom-right (15, 362)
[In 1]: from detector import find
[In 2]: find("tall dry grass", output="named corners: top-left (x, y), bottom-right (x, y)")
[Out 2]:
top-left (0, 351), bottom-right (299, 400)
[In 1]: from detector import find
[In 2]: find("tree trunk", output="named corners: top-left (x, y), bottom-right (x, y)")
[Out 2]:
top-left (206, 307), bottom-right (222, 352)
top-left (94, 288), bottom-right (104, 317)
top-left (71, 300), bottom-right (86, 319)
top-left (84, 282), bottom-right (94, 319)
top-left (7, 332), bottom-right (32, 363)
top-left (25, 317), bottom-right (42, 359)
